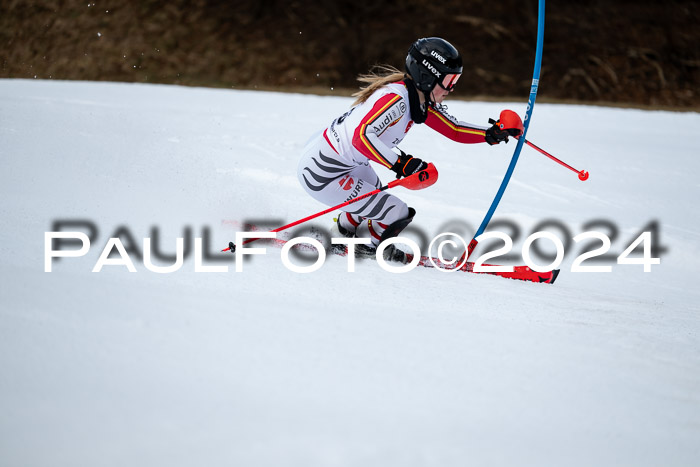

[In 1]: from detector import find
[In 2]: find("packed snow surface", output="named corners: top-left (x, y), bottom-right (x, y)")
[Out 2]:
top-left (1, 79), bottom-right (699, 466)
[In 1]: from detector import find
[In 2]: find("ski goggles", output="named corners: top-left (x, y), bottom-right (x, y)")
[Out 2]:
top-left (437, 73), bottom-right (461, 91)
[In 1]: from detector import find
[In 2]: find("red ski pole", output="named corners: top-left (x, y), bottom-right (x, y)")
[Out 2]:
top-left (519, 137), bottom-right (589, 181)
top-left (223, 163), bottom-right (439, 253)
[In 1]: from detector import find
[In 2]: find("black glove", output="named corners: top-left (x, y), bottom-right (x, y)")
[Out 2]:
top-left (390, 151), bottom-right (428, 179)
top-left (484, 118), bottom-right (511, 145)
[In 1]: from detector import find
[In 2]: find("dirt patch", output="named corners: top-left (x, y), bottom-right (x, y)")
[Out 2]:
top-left (2, 0), bottom-right (698, 109)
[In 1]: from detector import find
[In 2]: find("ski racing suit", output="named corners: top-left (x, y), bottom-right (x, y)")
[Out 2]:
top-left (297, 80), bottom-right (489, 246)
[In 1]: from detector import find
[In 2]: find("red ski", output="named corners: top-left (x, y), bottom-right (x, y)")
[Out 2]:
top-left (412, 253), bottom-right (560, 284)
top-left (334, 243), bottom-right (559, 284)
top-left (224, 226), bottom-right (559, 285)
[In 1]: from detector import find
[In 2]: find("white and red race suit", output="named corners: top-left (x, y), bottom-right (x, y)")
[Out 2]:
top-left (297, 80), bottom-right (489, 245)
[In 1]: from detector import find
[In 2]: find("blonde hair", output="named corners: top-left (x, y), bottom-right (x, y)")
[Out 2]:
top-left (351, 65), bottom-right (407, 106)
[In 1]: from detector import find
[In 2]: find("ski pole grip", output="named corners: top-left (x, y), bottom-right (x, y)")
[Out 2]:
top-left (390, 162), bottom-right (438, 191)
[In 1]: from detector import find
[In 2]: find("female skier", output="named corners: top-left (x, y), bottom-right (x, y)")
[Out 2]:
top-left (297, 37), bottom-right (521, 262)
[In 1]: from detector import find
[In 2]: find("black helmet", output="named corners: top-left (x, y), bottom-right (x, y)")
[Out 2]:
top-left (405, 37), bottom-right (463, 93)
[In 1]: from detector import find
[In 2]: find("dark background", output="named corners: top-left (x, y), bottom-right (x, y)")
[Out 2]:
top-left (2, 0), bottom-right (698, 109)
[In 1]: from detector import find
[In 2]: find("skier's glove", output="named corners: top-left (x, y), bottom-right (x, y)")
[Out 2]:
top-left (484, 118), bottom-right (512, 145)
top-left (391, 151), bottom-right (428, 179)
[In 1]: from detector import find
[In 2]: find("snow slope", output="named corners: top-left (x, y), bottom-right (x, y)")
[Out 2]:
top-left (1, 79), bottom-right (699, 467)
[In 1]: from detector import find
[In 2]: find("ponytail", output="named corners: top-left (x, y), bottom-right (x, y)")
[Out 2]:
top-left (351, 65), bottom-right (407, 106)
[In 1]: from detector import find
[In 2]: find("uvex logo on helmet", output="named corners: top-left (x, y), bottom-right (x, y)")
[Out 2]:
top-left (421, 59), bottom-right (441, 78)
top-left (430, 50), bottom-right (447, 64)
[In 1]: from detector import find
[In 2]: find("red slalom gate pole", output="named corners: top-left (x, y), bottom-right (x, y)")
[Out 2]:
top-left (223, 163), bottom-right (439, 253)
top-left (520, 137), bottom-right (589, 181)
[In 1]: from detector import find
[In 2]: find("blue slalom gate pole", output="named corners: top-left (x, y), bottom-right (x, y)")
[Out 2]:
top-left (466, 0), bottom-right (546, 259)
